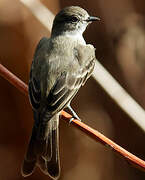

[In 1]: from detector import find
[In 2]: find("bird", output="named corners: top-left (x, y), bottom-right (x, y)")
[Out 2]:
top-left (21, 6), bottom-right (99, 180)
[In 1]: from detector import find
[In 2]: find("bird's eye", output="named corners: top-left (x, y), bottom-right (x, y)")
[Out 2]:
top-left (71, 16), bottom-right (78, 22)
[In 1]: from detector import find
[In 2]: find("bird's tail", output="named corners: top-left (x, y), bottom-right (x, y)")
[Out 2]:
top-left (21, 113), bottom-right (60, 180)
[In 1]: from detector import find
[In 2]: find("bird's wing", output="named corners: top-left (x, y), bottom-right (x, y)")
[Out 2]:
top-left (28, 37), bottom-right (48, 111)
top-left (75, 44), bottom-right (96, 86)
top-left (29, 39), bottom-right (96, 114)
top-left (46, 44), bottom-right (96, 114)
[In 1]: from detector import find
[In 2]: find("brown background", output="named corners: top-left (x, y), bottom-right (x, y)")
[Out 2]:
top-left (0, 0), bottom-right (145, 179)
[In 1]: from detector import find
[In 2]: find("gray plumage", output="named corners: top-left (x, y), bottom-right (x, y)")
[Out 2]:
top-left (21, 6), bottom-right (98, 180)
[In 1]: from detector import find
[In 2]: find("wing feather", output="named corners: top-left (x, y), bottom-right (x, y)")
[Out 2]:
top-left (28, 37), bottom-right (48, 110)
top-left (29, 38), bottom-right (96, 114)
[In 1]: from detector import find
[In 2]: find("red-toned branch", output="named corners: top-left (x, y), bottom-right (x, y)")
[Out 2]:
top-left (0, 64), bottom-right (28, 96)
top-left (0, 63), bottom-right (145, 171)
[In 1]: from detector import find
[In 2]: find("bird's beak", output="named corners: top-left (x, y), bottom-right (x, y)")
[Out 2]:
top-left (86, 16), bottom-right (100, 22)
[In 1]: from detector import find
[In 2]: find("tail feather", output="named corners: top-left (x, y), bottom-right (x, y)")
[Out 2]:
top-left (37, 156), bottom-right (48, 175)
top-left (41, 114), bottom-right (60, 179)
top-left (21, 114), bottom-right (60, 180)
top-left (21, 126), bottom-right (37, 177)
top-left (46, 127), bottom-right (60, 179)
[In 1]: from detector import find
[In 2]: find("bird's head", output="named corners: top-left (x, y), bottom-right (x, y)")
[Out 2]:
top-left (51, 6), bottom-right (100, 36)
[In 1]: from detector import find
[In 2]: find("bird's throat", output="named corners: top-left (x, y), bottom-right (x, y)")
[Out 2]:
top-left (65, 32), bottom-right (86, 45)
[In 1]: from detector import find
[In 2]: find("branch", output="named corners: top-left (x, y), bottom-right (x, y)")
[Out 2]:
top-left (93, 61), bottom-right (145, 132)
top-left (20, 0), bottom-right (54, 31)
top-left (0, 64), bottom-right (28, 95)
top-left (0, 63), bottom-right (145, 171)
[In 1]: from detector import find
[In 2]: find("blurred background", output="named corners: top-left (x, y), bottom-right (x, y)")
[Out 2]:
top-left (0, 0), bottom-right (145, 179)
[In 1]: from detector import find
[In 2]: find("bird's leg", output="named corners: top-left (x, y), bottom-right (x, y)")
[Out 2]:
top-left (65, 104), bottom-right (81, 123)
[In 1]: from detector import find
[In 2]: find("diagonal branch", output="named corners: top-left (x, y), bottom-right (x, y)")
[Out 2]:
top-left (0, 63), bottom-right (145, 171)
top-left (0, 64), bottom-right (28, 95)
top-left (20, 0), bottom-right (54, 31)
top-left (93, 61), bottom-right (145, 132)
